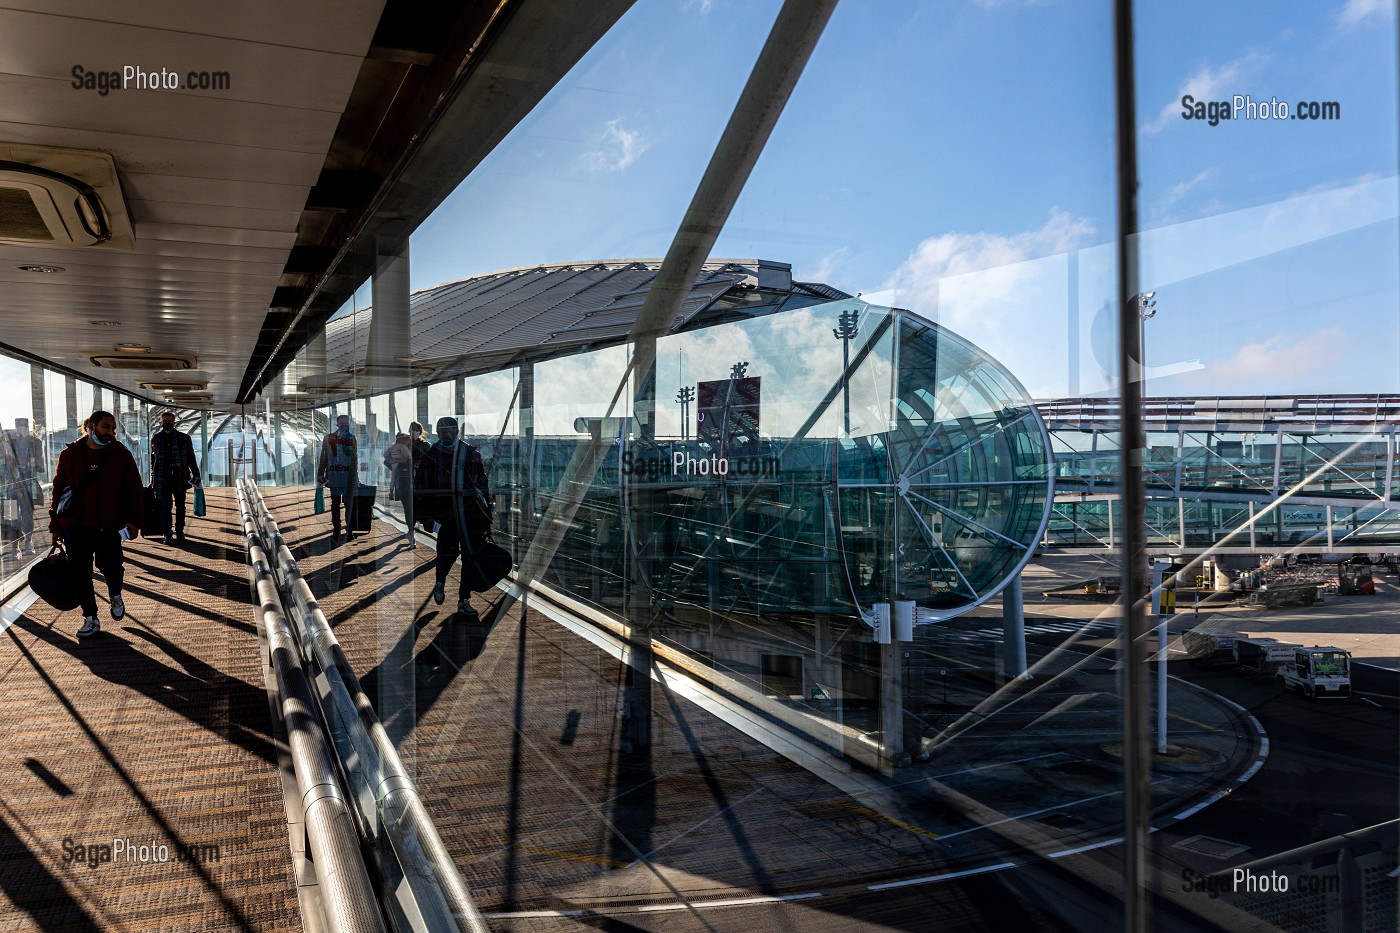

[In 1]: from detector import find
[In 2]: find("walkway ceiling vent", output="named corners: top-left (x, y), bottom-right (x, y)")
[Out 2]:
top-left (0, 144), bottom-right (135, 250)
top-left (164, 393), bottom-right (213, 406)
top-left (138, 380), bottom-right (209, 392)
top-left (298, 375), bottom-right (355, 394)
top-left (90, 353), bottom-right (196, 370)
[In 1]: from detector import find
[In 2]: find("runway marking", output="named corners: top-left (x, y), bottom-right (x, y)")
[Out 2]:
top-left (831, 799), bottom-right (941, 839)
top-left (1048, 837), bottom-right (1122, 858)
top-left (516, 844), bottom-right (631, 869)
top-left (1360, 697), bottom-right (1383, 709)
top-left (1174, 789), bottom-right (1231, 821)
top-left (867, 861), bottom-right (1018, 891)
top-left (935, 786), bottom-right (1148, 841)
top-left (483, 910), bottom-right (585, 918)
top-left (637, 893), bottom-right (823, 912)
top-left (1237, 759), bottom-right (1264, 782)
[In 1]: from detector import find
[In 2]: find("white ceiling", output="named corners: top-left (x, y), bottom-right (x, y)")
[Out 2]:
top-left (0, 0), bottom-right (386, 408)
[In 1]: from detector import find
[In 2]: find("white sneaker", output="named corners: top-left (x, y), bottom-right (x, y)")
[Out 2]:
top-left (76, 616), bottom-right (100, 638)
top-left (110, 595), bottom-right (125, 620)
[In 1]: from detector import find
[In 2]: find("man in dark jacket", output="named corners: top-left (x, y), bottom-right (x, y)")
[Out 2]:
top-left (413, 416), bottom-right (492, 619)
top-left (49, 410), bottom-right (144, 638)
top-left (150, 411), bottom-right (201, 545)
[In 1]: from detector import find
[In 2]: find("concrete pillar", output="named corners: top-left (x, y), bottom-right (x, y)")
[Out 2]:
top-left (880, 641), bottom-right (906, 769)
top-left (370, 237), bottom-right (415, 773)
top-left (1002, 574), bottom-right (1027, 680)
top-left (368, 238), bottom-right (411, 394)
top-left (64, 376), bottom-right (78, 437)
top-left (29, 364), bottom-right (44, 435)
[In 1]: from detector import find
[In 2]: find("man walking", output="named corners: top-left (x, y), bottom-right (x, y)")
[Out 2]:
top-left (413, 416), bottom-right (492, 619)
top-left (150, 411), bottom-right (201, 545)
top-left (317, 413), bottom-right (359, 542)
top-left (49, 411), bottom-right (143, 638)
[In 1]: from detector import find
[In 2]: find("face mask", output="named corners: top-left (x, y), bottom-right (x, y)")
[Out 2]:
top-left (338, 425), bottom-right (351, 436)
top-left (92, 434), bottom-right (112, 447)
top-left (439, 433), bottom-right (457, 448)
top-left (162, 423), bottom-right (174, 432)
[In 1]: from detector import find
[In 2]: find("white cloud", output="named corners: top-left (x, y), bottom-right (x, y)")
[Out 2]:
top-left (1165, 168), bottom-right (1216, 207)
top-left (1189, 327), bottom-right (1346, 388)
top-left (1142, 51), bottom-right (1268, 135)
top-left (798, 247), bottom-right (851, 286)
top-left (579, 119), bottom-right (651, 173)
top-left (1339, 0), bottom-right (1389, 26)
top-left (684, 0), bottom-right (716, 13)
top-left (881, 209), bottom-right (1095, 328)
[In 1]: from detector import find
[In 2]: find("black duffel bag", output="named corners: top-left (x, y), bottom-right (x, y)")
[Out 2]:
top-left (28, 543), bottom-right (83, 611)
top-left (460, 536), bottom-right (513, 593)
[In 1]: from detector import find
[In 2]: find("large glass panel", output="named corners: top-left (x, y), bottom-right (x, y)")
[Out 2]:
top-left (1135, 1), bottom-right (1399, 928)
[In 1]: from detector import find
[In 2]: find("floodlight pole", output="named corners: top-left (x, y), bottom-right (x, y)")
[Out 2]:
top-left (833, 309), bottom-right (859, 434)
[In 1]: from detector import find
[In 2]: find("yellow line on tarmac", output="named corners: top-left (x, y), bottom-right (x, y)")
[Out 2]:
top-left (832, 800), bottom-right (942, 839)
top-left (1168, 712), bottom-right (1219, 731)
top-left (516, 844), bottom-right (632, 869)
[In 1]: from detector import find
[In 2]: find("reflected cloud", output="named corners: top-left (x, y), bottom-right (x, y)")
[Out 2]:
top-left (579, 118), bottom-right (652, 173)
top-left (1141, 50), bottom-right (1268, 135)
top-left (1185, 326), bottom-right (1347, 388)
top-left (1338, 0), bottom-right (1392, 27)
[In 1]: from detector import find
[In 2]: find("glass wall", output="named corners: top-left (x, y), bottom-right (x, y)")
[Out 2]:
top-left (251, 0), bottom-right (1398, 929)
top-left (0, 351), bottom-right (176, 588)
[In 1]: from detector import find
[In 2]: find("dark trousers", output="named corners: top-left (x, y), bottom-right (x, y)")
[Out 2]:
top-left (434, 518), bottom-right (486, 599)
top-left (158, 484), bottom-right (187, 535)
top-left (63, 527), bottom-right (123, 617)
top-left (330, 494), bottom-right (345, 533)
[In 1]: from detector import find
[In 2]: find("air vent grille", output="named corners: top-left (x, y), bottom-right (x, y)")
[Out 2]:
top-left (90, 354), bottom-right (195, 371)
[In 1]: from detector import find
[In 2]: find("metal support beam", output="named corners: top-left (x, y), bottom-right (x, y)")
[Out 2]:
top-left (1113, 1), bottom-right (1152, 928)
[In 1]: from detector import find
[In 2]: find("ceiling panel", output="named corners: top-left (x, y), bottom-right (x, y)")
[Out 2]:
top-left (0, 0), bottom-right (385, 408)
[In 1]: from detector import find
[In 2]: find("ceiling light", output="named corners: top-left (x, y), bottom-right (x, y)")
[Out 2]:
top-left (17, 263), bottom-right (65, 273)
top-left (89, 320), bottom-right (121, 326)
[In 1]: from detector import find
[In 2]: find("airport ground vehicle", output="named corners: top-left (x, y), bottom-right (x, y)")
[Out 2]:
top-left (1233, 637), bottom-right (1297, 674)
top-left (1276, 646), bottom-right (1352, 698)
top-left (1183, 631), bottom-right (1238, 668)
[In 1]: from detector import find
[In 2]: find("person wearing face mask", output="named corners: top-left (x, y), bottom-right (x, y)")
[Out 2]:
top-left (317, 414), bottom-right (359, 542)
top-left (49, 411), bottom-right (144, 639)
top-left (150, 411), bottom-right (201, 545)
top-left (413, 416), bottom-right (493, 619)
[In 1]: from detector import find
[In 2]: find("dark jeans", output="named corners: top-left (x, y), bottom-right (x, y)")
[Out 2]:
top-left (330, 494), bottom-right (345, 533)
top-left (63, 527), bottom-right (123, 617)
top-left (435, 518), bottom-right (487, 599)
top-left (158, 484), bottom-right (187, 534)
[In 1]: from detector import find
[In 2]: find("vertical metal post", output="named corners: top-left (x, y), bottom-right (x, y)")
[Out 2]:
top-left (1151, 559), bottom-right (1166, 754)
top-left (1113, 0), bottom-right (1152, 928)
top-left (1002, 574), bottom-right (1027, 679)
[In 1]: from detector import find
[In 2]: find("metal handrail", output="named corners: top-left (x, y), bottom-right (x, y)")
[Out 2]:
top-left (236, 482), bottom-right (388, 933)
top-left (240, 479), bottom-right (488, 933)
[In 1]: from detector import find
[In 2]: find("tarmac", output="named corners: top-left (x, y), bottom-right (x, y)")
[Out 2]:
top-left (264, 495), bottom-right (1269, 916)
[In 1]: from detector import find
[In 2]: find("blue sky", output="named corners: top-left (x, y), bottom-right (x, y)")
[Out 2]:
top-left (401, 0), bottom-right (1398, 402)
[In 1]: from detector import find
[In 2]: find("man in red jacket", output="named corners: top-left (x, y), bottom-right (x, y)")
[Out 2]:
top-left (48, 410), bottom-right (144, 639)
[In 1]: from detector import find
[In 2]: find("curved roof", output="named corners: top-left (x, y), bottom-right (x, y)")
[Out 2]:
top-left (302, 258), bottom-right (846, 397)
